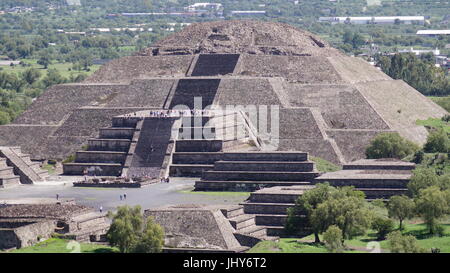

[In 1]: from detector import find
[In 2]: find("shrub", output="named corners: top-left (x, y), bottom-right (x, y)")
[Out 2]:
top-left (62, 154), bottom-right (75, 164)
top-left (323, 225), bottom-right (344, 253)
top-left (424, 130), bottom-right (449, 153)
top-left (412, 150), bottom-right (424, 164)
top-left (365, 132), bottom-right (420, 159)
top-left (387, 231), bottom-right (426, 253)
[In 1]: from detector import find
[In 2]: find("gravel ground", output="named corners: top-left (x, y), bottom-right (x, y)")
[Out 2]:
top-left (0, 177), bottom-right (248, 213)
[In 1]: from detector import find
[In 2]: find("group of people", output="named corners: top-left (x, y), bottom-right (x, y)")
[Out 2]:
top-left (160, 177), bottom-right (170, 183)
top-left (119, 193), bottom-right (127, 201)
top-left (121, 109), bottom-right (214, 120)
top-left (148, 109), bottom-right (212, 118)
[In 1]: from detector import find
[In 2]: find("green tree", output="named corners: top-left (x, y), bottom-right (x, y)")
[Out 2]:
top-left (310, 187), bottom-right (372, 241)
top-left (107, 205), bottom-right (143, 253)
top-left (408, 168), bottom-right (439, 197)
top-left (371, 216), bottom-right (395, 240)
top-left (366, 132), bottom-right (420, 159)
top-left (424, 130), bottom-right (450, 153)
top-left (388, 195), bottom-right (415, 230)
top-left (286, 183), bottom-right (336, 243)
top-left (42, 69), bottom-right (67, 88)
top-left (107, 205), bottom-right (164, 253)
top-left (415, 186), bottom-right (449, 235)
top-left (21, 68), bottom-right (42, 85)
top-left (323, 225), bottom-right (344, 253)
top-left (37, 52), bottom-right (51, 69)
top-left (0, 111), bottom-right (11, 125)
top-left (387, 231), bottom-right (425, 253)
top-left (132, 216), bottom-right (165, 253)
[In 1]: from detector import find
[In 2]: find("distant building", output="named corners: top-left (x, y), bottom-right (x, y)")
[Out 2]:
top-left (66, 0), bottom-right (81, 6)
top-left (416, 30), bottom-right (450, 37)
top-left (231, 11), bottom-right (266, 16)
top-left (319, 16), bottom-right (425, 25)
top-left (185, 3), bottom-right (223, 12)
top-left (121, 12), bottom-right (197, 17)
top-left (398, 47), bottom-right (440, 56)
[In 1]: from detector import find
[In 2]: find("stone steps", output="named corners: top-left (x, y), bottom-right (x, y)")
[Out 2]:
top-left (172, 152), bottom-right (223, 164)
top-left (249, 192), bottom-right (302, 203)
top-left (195, 180), bottom-right (312, 191)
top-left (87, 139), bottom-right (133, 152)
top-left (202, 171), bottom-right (319, 182)
top-left (213, 161), bottom-right (315, 172)
top-left (0, 176), bottom-right (21, 188)
top-left (359, 188), bottom-right (409, 199)
top-left (169, 164), bottom-right (214, 177)
top-left (242, 202), bottom-right (294, 215)
top-left (228, 214), bottom-right (256, 230)
top-left (175, 140), bottom-right (223, 152)
top-left (0, 167), bottom-right (15, 176)
top-left (98, 127), bottom-right (135, 139)
top-left (238, 225), bottom-right (267, 237)
top-left (314, 178), bottom-right (410, 188)
top-left (221, 152), bottom-right (309, 162)
top-left (0, 147), bottom-right (48, 184)
top-left (343, 161), bottom-right (415, 171)
top-left (75, 151), bottom-right (128, 164)
top-left (254, 214), bottom-right (288, 226)
top-left (221, 206), bottom-right (244, 218)
top-left (0, 158), bottom-right (8, 168)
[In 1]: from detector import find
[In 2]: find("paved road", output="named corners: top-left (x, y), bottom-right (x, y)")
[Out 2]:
top-left (0, 177), bottom-right (248, 213)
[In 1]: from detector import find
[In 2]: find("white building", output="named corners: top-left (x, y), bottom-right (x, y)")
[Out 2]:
top-left (319, 16), bottom-right (425, 25)
top-left (416, 30), bottom-right (450, 37)
top-left (398, 47), bottom-right (440, 56)
top-left (231, 11), bottom-right (266, 15)
top-left (185, 3), bottom-right (223, 12)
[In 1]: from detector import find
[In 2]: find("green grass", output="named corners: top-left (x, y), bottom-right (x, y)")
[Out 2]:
top-left (41, 163), bottom-right (57, 175)
top-left (429, 96), bottom-right (450, 113)
top-left (7, 238), bottom-right (118, 253)
top-left (248, 239), bottom-right (363, 253)
top-left (0, 59), bottom-right (100, 78)
top-left (249, 218), bottom-right (450, 253)
top-left (310, 156), bottom-right (342, 173)
top-left (416, 118), bottom-right (450, 134)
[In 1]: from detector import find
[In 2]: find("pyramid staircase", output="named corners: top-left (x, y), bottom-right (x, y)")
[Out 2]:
top-left (63, 116), bottom-right (140, 176)
top-left (195, 152), bottom-right (319, 191)
top-left (169, 112), bottom-right (250, 177)
top-left (221, 186), bottom-right (313, 246)
top-left (0, 147), bottom-right (49, 187)
top-left (0, 157), bottom-right (21, 188)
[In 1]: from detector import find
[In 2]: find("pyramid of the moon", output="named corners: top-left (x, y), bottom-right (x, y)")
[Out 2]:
top-left (0, 20), bottom-right (446, 164)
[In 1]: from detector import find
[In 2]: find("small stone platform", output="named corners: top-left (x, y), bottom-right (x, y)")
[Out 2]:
top-left (0, 199), bottom-right (110, 250)
top-left (315, 159), bottom-right (415, 199)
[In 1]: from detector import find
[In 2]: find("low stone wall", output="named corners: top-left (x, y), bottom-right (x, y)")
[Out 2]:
top-left (63, 163), bottom-right (122, 176)
top-left (169, 164), bottom-right (214, 177)
top-left (0, 220), bottom-right (56, 249)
